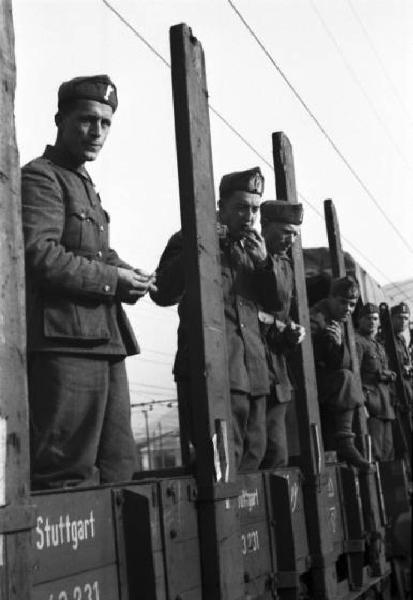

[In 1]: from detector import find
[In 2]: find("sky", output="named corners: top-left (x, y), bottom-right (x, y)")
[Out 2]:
top-left (11, 0), bottom-right (413, 441)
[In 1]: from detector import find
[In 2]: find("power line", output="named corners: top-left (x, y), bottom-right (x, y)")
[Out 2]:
top-left (347, 0), bottom-right (413, 126)
top-left (226, 0), bottom-right (413, 256)
top-left (309, 0), bottom-right (410, 168)
top-left (100, 0), bottom-right (411, 302)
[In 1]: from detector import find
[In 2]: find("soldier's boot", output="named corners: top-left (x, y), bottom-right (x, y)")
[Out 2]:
top-left (334, 410), bottom-right (371, 471)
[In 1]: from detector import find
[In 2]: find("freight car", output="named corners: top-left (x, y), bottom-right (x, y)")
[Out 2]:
top-left (0, 9), bottom-right (410, 600)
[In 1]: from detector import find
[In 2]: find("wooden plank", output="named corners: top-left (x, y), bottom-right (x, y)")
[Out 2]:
top-left (32, 564), bottom-right (119, 600)
top-left (169, 24), bottom-right (243, 599)
top-left (323, 199), bottom-right (368, 453)
top-left (323, 200), bottom-right (388, 578)
top-left (379, 303), bottom-right (412, 469)
top-left (0, 1), bottom-right (32, 598)
top-left (32, 489), bottom-right (117, 584)
top-left (272, 133), bottom-right (338, 599)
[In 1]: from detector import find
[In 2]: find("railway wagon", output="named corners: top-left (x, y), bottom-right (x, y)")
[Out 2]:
top-left (0, 6), bottom-right (410, 600)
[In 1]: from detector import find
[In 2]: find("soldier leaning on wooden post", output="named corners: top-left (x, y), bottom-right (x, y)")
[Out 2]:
top-left (310, 276), bottom-right (371, 471)
top-left (151, 168), bottom-right (287, 472)
top-left (258, 200), bottom-right (306, 468)
top-left (390, 302), bottom-right (413, 412)
top-left (21, 75), bottom-right (156, 489)
top-left (355, 303), bottom-right (396, 462)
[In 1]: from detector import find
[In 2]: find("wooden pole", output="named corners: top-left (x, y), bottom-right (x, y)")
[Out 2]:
top-left (324, 199), bottom-right (387, 578)
top-left (272, 133), bottom-right (338, 599)
top-left (0, 0), bottom-right (33, 598)
top-left (169, 24), bottom-right (243, 599)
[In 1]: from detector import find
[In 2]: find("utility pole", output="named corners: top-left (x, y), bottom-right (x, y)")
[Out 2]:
top-left (0, 1), bottom-right (33, 598)
top-left (142, 409), bottom-right (152, 470)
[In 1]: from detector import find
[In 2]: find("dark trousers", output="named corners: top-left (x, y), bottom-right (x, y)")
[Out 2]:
top-left (368, 417), bottom-right (394, 462)
top-left (231, 392), bottom-right (266, 472)
top-left (261, 399), bottom-right (288, 468)
top-left (177, 381), bottom-right (266, 472)
top-left (29, 353), bottom-right (137, 489)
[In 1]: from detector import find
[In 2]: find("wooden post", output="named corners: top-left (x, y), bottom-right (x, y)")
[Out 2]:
top-left (0, 1), bottom-right (33, 598)
top-left (169, 24), bottom-right (243, 599)
top-left (379, 303), bottom-right (411, 471)
top-left (324, 199), bottom-right (388, 578)
top-left (272, 133), bottom-right (338, 599)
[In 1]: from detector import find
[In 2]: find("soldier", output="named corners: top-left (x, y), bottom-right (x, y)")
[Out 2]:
top-left (22, 75), bottom-right (156, 489)
top-left (355, 303), bottom-right (396, 462)
top-left (151, 167), bottom-right (285, 471)
top-left (390, 302), bottom-right (413, 409)
top-left (259, 201), bottom-right (305, 468)
top-left (310, 276), bottom-right (370, 470)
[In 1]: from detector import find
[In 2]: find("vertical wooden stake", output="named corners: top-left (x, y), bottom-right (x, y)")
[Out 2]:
top-left (0, 0), bottom-right (32, 598)
top-left (272, 133), bottom-right (337, 599)
top-left (324, 199), bottom-right (388, 578)
top-left (170, 24), bottom-right (243, 599)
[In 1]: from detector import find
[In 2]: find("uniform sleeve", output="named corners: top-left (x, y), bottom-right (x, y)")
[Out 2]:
top-left (22, 163), bottom-right (119, 301)
top-left (253, 255), bottom-right (284, 312)
top-left (150, 231), bottom-right (185, 307)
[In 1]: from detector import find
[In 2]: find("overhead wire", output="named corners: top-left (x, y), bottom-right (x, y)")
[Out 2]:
top-left (309, 0), bottom-right (411, 168)
top-left (226, 0), bottom-right (413, 256)
top-left (100, 0), bottom-right (411, 302)
top-left (346, 0), bottom-right (413, 126)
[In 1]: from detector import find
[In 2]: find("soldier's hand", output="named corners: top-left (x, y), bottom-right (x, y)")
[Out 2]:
top-left (117, 267), bottom-right (156, 302)
top-left (284, 321), bottom-right (306, 346)
top-left (324, 321), bottom-right (342, 345)
top-left (243, 229), bottom-right (268, 266)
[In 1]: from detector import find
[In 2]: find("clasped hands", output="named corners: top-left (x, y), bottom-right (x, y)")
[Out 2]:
top-left (117, 267), bottom-right (157, 303)
top-left (324, 320), bottom-right (342, 346)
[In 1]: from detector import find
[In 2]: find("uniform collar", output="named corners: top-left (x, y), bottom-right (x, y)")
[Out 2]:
top-left (43, 145), bottom-right (93, 182)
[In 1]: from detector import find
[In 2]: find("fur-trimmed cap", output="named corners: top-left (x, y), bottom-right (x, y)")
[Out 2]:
top-left (260, 200), bottom-right (303, 225)
top-left (390, 302), bottom-right (410, 316)
top-left (359, 302), bottom-right (379, 317)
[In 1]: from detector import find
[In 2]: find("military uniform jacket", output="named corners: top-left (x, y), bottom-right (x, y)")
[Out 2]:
top-left (310, 298), bottom-right (351, 373)
top-left (393, 334), bottom-right (413, 404)
top-left (21, 145), bottom-right (138, 356)
top-left (151, 230), bottom-right (284, 396)
top-left (260, 254), bottom-right (294, 403)
top-left (355, 333), bottom-right (395, 419)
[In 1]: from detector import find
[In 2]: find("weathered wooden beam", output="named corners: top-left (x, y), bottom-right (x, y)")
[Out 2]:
top-left (324, 199), bottom-right (388, 578)
top-left (169, 24), bottom-right (243, 599)
top-left (272, 133), bottom-right (338, 599)
top-left (0, 0), bottom-right (32, 597)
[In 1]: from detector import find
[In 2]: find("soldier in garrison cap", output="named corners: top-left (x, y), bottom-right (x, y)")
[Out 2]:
top-left (21, 75), bottom-right (156, 489)
top-left (310, 276), bottom-right (371, 470)
top-left (151, 167), bottom-right (287, 471)
top-left (258, 201), bottom-right (305, 468)
top-left (355, 303), bottom-right (396, 461)
top-left (390, 302), bottom-right (413, 410)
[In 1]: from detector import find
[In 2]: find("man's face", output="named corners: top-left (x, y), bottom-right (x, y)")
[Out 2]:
top-left (358, 313), bottom-right (379, 336)
top-left (56, 99), bottom-right (113, 163)
top-left (391, 313), bottom-right (410, 334)
top-left (328, 294), bottom-right (358, 322)
top-left (218, 191), bottom-right (261, 240)
top-left (261, 221), bottom-right (299, 255)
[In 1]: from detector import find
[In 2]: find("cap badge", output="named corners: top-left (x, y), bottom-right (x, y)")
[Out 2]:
top-left (104, 84), bottom-right (114, 101)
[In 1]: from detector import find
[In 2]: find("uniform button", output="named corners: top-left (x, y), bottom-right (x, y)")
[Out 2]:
top-left (97, 250), bottom-right (103, 258)
top-left (80, 211), bottom-right (86, 219)
top-left (103, 284), bottom-right (111, 293)
top-left (240, 323), bottom-right (245, 328)
top-left (239, 301), bottom-right (243, 306)
top-left (100, 225), bottom-right (105, 232)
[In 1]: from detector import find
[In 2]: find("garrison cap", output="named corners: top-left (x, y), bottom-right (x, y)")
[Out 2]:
top-left (219, 167), bottom-right (264, 198)
top-left (390, 302), bottom-right (410, 316)
top-left (260, 200), bottom-right (303, 225)
top-left (359, 302), bottom-right (379, 317)
top-left (58, 75), bottom-right (118, 112)
top-left (330, 276), bottom-right (359, 299)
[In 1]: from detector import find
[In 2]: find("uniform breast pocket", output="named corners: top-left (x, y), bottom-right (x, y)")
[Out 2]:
top-left (63, 207), bottom-right (100, 253)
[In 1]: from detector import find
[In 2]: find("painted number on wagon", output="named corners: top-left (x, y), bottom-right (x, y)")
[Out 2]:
top-left (241, 530), bottom-right (260, 555)
top-left (48, 580), bottom-right (99, 600)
